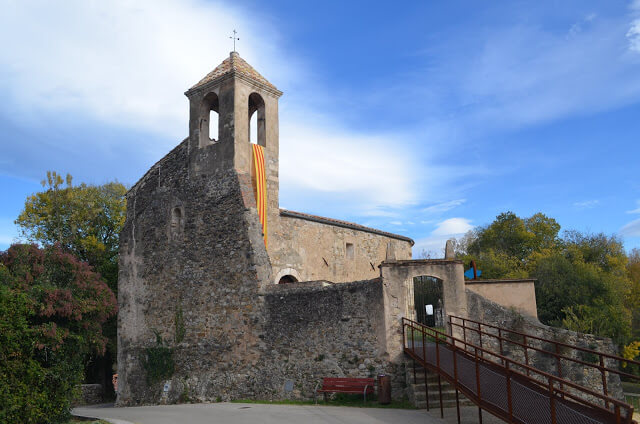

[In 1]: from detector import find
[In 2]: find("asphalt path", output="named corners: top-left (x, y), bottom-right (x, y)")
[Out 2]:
top-left (73, 402), bottom-right (449, 424)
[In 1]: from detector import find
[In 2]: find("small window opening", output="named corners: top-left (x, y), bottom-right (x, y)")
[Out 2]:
top-left (346, 243), bottom-right (354, 260)
top-left (170, 207), bottom-right (183, 240)
top-left (278, 275), bottom-right (298, 284)
top-left (249, 112), bottom-right (258, 144)
top-left (209, 109), bottom-right (219, 141)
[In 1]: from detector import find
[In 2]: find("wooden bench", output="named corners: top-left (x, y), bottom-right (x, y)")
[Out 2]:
top-left (314, 377), bottom-right (376, 403)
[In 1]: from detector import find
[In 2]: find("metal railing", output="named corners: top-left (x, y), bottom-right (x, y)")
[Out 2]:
top-left (449, 315), bottom-right (640, 404)
top-left (402, 317), bottom-right (635, 424)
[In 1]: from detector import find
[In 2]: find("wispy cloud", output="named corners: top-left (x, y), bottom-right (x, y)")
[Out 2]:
top-left (421, 199), bottom-right (466, 214)
top-left (405, 9), bottom-right (640, 139)
top-left (431, 218), bottom-right (474, 236)
top-left (627, 200), bottom-right (640, 214)
top-left (629, 0), bottom-right (640, 53)
top-left (0, 0), bottom-right (294, 139)
top-left (573, 200), bottom-right (600, 209)
top-left (414, 217), bottom-right (474, 257)
top-left (620, 218), bottom-right (640, 237)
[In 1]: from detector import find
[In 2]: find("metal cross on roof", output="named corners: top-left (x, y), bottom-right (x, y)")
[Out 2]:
top-left (229, 29), bottom-right (239, 52)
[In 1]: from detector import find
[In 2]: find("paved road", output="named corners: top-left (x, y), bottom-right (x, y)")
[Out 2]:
top-left (74, 402), bottom-right (450, 424)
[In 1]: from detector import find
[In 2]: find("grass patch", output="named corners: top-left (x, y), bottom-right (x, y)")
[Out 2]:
top-left (406, 326), bottom-right (448, 343)
top-left (231, 394), bottom-right (415, 409)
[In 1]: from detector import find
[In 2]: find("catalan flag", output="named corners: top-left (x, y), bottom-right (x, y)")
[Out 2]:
top-left (252, 144), bottom-right (267, 246)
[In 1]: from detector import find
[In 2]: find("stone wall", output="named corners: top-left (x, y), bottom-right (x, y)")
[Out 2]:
top-left (270, 213), bottom-right (413, 284)
top-left (117, 139), bottom-right (273, 405)
top-left (465, 279), bottom-right (538, 318)
top-left (260, 279), bottom-right (405, 399)
top-left (73, 384), bottom-right (103, 406)
top-left (465, 289), bottom-right (624, 403)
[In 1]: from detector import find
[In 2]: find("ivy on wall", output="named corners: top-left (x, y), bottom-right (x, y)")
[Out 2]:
top-left (143, 330), bottom-right (174, 385)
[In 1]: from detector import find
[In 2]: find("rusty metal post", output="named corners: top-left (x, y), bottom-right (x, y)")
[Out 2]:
top-left (453, 345), bottom-right (460, 424)
top-left (523, 335), bottom-right (530, 376)
top-left (506, 361), bottom-right (513, 420)
top-left (411, 324), bottom-right (417, 384)
top-left (478, 322), bottom-right (483, 357)
top-left (600, 355), bottom-right (610, 409)
top-left (475, 347), bottom-right (483, 424)
top-left (554, 344), bottom-right (564, 397)
top-left (455, 388), bottom-right (461, 424)
top-left (422, 327), bottom-right (429, 411)
top-left (438, 374), bottom-right (444, 418)
top-left (435, 331), bottom-right (443, 418)
top-left (549, 380), bottom-right (557, 424)
top-left (424, 366), bottom-right (430, 411)
top-left (498, 328), bottom-right (504, 365)
top-left (422, 327), bottom-right (427, 363)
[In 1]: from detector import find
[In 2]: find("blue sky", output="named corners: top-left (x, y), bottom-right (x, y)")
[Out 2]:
top-left (1, 0), bottom-right (640, 256)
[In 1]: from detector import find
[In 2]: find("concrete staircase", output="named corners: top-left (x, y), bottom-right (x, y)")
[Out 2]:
top-left (405, 358), bottom-right (473, 409)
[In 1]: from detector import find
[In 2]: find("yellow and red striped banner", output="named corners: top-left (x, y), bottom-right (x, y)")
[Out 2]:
top-left (252, 144), bottom-right (267, 246)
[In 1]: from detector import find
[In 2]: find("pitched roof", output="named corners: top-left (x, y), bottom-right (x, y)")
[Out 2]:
top-left (280, 209), bottom-right (415, 245)
top-left (189, 52), bottom-right (279, 92)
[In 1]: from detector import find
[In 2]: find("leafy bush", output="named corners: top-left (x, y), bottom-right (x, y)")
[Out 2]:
top-left (0, 244), bottom-right (117, 424)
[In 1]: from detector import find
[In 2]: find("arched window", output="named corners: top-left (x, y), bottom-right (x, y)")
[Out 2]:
top-left (248, 92), bottom-right (265, 146)
top-left (200, 92), bottom-right (219, 146)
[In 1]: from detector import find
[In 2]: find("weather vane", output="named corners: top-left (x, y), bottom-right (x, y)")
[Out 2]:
top-left (230, 29), bottom-right (239, 52)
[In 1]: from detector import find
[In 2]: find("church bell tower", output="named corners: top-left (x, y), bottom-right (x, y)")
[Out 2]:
top-left (184, 52), bottom-right (282, 242)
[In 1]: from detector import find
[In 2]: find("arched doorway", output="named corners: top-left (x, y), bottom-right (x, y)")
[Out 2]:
top-left (278, 275), bottom-right (298, 284)
top-left (413, 276), bottom-right (444, 328)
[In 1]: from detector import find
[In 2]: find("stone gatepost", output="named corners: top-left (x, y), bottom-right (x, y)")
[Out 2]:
top-left (379, 259), bottom-right (467, 363)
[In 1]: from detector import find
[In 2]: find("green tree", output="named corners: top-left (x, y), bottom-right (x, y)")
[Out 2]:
top-left (463, 212), bottom-right (561, 277)
top-left (15, 171), bottom-right (127, 293)
top-left (0, 244), bottom-right (117, 424)
top-left (455, 211), bottom-right (633, 346)
top-left (627, 248), bottom-right (640, 340)
top-left (15, 171), bottom-right (126, 393)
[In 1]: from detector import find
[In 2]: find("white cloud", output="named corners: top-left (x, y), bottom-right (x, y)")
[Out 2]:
top-left (413, 217), bottom-right (474, 258)
top-left (431, 218), bottom-right (474, 237)
top-left (413, 236), bottom-right (449, 259)
top-left (573, 200), bottom-right (600, 209)
top-left (0, 0), bottom-right (293, 139)
top-left (0, 0), bottom-right (425, 214)
top-left (620, 218), bottom-right (640, 236)
top-left (421, 199), bottom-right (466, 214)
top-left (280, 119), bottom-right (419, 211)
top-left (628, 19), bottom-right (640, 53)
top-left (435, 14), bottom-right (640, 132)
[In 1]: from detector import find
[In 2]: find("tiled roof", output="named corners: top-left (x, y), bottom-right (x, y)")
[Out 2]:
top-left (189, 52), bottom-right (278, 92)
top-left (280, 209), bottom-right (415, 245)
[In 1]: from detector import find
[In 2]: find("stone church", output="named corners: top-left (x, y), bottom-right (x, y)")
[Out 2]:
top-left (116, 52), bottom-right (615, 406)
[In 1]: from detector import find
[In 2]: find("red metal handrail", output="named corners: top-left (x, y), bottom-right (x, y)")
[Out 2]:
top-left (449, 315), bottom-right (640, 403)
top-left (403, 318), bottom-right (635, 424)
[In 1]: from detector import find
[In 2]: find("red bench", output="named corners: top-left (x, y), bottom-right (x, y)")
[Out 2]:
top-left (314, 377), bottom-right (376, 403)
